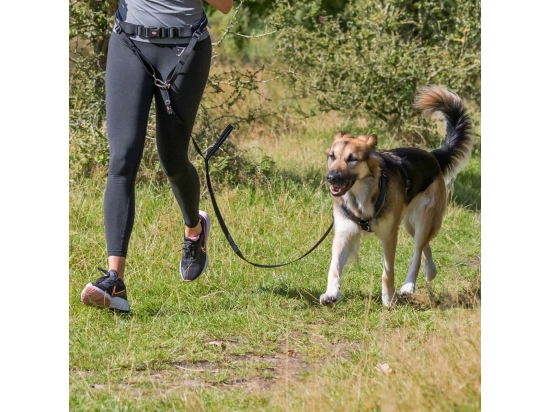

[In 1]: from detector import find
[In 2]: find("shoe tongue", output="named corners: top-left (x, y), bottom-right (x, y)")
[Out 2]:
top-left (108, 270), bottom-right (118, 279)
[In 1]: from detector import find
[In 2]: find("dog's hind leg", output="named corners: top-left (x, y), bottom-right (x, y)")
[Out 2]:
top-left (400, 180), bottom-right (445, 295)
top-left (400, 230), bottom-right (431, 296)
top-left (403, 221), bottom-right (437, 282)
top-left (320, 217), bottom-right (361, 305)
top-left (422, 244), bottom-right (437, 281)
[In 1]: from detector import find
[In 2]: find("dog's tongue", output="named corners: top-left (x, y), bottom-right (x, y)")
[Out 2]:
top-left (331, 185), bottom-right (343, 193)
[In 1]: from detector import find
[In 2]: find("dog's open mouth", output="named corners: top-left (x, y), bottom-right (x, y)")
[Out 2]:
top-left (329, 180), bottom-right (354, 196)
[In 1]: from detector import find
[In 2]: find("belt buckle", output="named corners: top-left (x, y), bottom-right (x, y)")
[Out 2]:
top-left (114, 17), bottom-right (122, 34)
top-left (145, 27), bottom-right (161, 38)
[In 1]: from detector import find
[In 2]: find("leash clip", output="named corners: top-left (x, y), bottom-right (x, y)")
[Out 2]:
top-left (154, 78), bottom-right (170, 90)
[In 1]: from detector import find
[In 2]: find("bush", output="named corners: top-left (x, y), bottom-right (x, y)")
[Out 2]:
top-left (270, 0), bottom-right (480, 145)
top-left (69, 0), bottom-right (480, 180)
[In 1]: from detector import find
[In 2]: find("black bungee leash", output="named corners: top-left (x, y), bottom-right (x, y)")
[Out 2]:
top-left (196, 125), bottom-right (334, 269)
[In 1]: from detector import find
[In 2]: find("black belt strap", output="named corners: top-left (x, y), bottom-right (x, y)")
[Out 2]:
top-left (196, 125), bottom-right (334, 269)
top-left (115, 20), bottom-right (198, 39)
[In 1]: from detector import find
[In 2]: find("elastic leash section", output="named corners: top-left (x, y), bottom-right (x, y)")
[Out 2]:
top-left (203, 125), bottom-right (333, 268)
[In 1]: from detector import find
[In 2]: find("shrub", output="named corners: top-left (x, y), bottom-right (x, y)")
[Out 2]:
top-left (270, 0), bottom-right (480, 145)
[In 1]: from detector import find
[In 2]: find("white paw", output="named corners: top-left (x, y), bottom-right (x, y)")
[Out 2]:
top-left (320, 290), bottom-right (341, 305)
top-left (399, 282), bottom-right (415, 296)
top-left (424, 261), bottom-right (437, 281)
top-left (382, 288), bottom-right (397, 307)
top-left (382, 293), bottom-right (397, 307)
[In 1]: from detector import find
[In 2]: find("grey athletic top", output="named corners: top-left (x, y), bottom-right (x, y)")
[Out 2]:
top-left (116, 0), bottom-right (210, 44)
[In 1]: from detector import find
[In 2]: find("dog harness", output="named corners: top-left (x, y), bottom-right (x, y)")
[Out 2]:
top-left (339, 174), bottom-right (387, 232)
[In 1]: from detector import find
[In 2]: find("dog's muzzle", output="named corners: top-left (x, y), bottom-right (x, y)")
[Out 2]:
top-left (326, 171), bottom-right (355, 196)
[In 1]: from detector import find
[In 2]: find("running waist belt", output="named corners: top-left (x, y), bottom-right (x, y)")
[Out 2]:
top-left (113, 9), bottom-right (210, 116)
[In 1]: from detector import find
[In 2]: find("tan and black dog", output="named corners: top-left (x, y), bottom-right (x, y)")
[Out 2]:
top-left (321, 85), bottom-right (474, 306)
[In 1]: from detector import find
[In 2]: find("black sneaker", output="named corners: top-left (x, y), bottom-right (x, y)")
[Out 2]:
top-left (80, 267), bottom-right (130, 313)
top-left (180, 210), bottom-right (210, 281)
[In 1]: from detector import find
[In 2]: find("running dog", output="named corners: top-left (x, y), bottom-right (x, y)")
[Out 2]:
top-left (320, 85), bottom-right (474, 306)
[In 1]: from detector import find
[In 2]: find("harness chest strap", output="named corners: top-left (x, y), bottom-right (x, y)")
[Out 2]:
top-left (339, 173), bottom-right (387, 232)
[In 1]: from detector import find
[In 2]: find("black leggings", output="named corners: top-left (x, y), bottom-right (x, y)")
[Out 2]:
top-left (104, 31), bottom-right (212, 257)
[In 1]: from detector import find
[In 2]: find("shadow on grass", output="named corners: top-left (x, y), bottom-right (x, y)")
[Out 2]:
top-left (398, 275), bottom-right (481, 311)
top-left (258, 275), bottom-right (481, 312)
top-left (256, 285), bottom-right (385, 307)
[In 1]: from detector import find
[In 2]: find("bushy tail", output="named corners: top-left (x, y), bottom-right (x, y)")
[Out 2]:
top-left (414, 85), bottom-right (475, 186)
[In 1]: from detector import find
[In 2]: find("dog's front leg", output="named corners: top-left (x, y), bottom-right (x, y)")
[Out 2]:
top-left (320, 217), bottom-right (360, 305)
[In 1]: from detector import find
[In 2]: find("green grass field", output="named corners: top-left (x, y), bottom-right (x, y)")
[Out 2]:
top-left (69, 118), bottom-right (481, 411)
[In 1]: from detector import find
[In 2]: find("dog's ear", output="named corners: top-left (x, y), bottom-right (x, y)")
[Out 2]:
top-left (333, 131), bottom-right (354, 140)
top-left (357, 134), bottom-right (378, 149)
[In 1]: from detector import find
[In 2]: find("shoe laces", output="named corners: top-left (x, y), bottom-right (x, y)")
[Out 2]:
top-left (96, 267), bottom-right (118, 285)
top-left (182, 238), bottom-right (200, 261)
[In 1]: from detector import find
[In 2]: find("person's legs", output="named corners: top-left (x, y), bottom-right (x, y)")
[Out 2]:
top-left (82, 34), bottom-right (213, 312)
top-left (81, 32), bottom-right (155, 311)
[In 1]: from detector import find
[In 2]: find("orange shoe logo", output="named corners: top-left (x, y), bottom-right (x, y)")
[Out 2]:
top-left (112, 286), bottom-right (126, 296)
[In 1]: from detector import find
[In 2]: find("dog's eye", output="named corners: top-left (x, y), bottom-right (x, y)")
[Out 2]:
top-left (328, 152), bottom-right (335, 160)
top-left (347, 155), bottom-right (358, 163)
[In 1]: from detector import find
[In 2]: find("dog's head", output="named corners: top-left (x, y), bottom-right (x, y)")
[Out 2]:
top-left (326, 132), bottom-right (378, 197)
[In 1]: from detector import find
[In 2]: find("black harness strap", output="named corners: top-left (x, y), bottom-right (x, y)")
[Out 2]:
top-left (396, 163), bottom-right (410, 193)
top-left (339, 173), bottom-right (387, 232)
top-left (197, 125), bottom-right (334, 269)
top-left (114, 10), bottom-right (209, 116)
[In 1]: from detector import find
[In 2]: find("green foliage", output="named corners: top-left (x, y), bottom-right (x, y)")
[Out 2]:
top-left (69, 0), bottom-right (481, 179)
top-left (270, 0), bottom-right (480, 144)
top-left (69, 0), bottom-right (116, 175)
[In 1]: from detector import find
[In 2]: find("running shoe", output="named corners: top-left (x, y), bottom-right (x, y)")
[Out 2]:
top-left (180, 210), bottom-right (210, 281)
top-left (80, 267), bottom-right (130, 313)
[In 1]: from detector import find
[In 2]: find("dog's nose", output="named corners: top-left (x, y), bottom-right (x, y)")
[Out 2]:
top-left (326, 170), bottom-right (340, 184)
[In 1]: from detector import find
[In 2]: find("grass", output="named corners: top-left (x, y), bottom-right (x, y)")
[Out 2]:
top-left (69, 113), bottom-right (481, 411)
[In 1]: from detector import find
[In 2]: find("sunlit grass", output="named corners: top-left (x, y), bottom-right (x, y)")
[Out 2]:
top-left (69, 111), bottom-right (480, 411)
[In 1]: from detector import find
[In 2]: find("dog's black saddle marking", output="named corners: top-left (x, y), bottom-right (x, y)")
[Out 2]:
top-left (381, 148), bottom-right (440, 203)
top-left (339, 174), bottom-right (387, 232)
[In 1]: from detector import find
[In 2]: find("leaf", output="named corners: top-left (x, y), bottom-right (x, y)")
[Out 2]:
top-left (375, 363), bottom-right (393, 375)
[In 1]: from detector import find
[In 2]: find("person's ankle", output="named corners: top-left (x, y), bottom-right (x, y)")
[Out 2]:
top-left (185, 221), bottom-right (203, 238)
